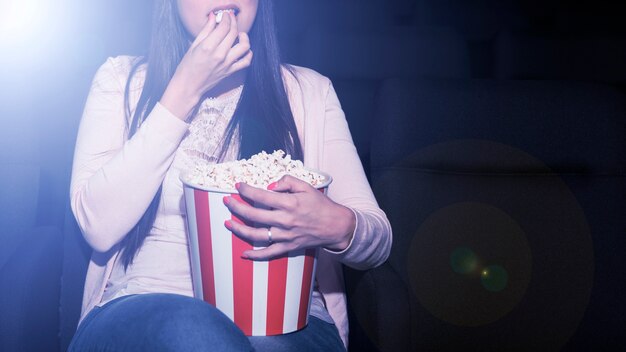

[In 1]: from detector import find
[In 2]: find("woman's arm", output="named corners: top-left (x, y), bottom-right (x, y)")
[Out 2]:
top-left (223, 77), bottom-right (392, 270)
top-left (70, 57), bottom-right (189, 253)
top-left (72, 13), bottom-right (253, 253)
top-left (318, 79), bottom-right (393, 270)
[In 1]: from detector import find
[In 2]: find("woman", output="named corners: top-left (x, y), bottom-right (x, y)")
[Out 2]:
top-left (68, 0), bottom-right (392, 350)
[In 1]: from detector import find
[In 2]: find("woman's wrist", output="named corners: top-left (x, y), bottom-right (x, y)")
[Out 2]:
top-left (325, 205), bottom-right (356, 252)
top-left (160, 80), bottom-right (200, 121)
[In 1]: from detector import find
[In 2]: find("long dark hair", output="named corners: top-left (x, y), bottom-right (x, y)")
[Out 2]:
top-left (120, 0), bottom-right (303, 269)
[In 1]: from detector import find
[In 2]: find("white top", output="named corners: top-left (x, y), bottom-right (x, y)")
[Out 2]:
top-left (100, 86), bottom-right (242, 305)
top-left (70, 56), bottom-right (393, 348)
top-left (98, 83), bottom-right (333, 323)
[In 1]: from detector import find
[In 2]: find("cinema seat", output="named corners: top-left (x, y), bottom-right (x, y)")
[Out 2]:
top-left (494, 31), bottom-right (626, 82)
top-left (414, 0), bottom-right (529, 40)
top-left (0, 123), bottom-right (63, 351)
top-left (344, 78), bottom-right (626, 351)
top-left (300, 26), bottom-right (470, 178)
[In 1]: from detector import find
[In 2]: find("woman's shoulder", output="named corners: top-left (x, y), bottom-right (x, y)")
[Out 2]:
top-left (281, 64), bottom-right (332, 94)
top-left (93, 55), bottom-right (146, 91)
top-left (101, 55), bottom-right (145, 74)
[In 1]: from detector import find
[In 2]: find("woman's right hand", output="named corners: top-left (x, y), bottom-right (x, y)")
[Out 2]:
top-left (160, 11), bottom-right (253, 120)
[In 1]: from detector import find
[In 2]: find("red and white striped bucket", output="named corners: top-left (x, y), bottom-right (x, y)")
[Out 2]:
top-left (181, 171), bottom-right (332, 336)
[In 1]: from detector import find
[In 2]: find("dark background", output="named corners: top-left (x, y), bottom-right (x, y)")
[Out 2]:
top-left (4, 0), bottom-right (626, 231)
top-left (1, 0), bottom-right (625, 351)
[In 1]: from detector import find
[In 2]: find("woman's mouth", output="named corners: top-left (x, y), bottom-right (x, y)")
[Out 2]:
top-left (212, 7), bottom-right (239, 23)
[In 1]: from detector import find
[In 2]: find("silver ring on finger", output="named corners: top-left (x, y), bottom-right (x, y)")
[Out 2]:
top-left (267, 227), bottom-right (273, 244)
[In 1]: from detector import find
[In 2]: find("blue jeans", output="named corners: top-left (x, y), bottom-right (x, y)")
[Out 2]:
top-left (68, 293), bottom-right (346, 351)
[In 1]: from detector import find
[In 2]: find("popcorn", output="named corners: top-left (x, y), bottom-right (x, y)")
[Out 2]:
top-left (185, 150), bottom-right (326, 190)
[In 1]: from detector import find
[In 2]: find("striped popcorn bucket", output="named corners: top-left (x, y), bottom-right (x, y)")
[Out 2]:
top-left (180, 171), bottom-right (332, 336)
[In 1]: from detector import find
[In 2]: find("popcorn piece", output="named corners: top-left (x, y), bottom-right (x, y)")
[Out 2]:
top-left (186, 150), bottom-right (326, 190)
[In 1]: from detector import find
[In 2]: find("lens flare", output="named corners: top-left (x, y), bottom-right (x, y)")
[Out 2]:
top-left (0, 0), bottom-right (60, 64)
top-left (481, 265), bottom-right (508, 292)
top-left (450, 247), bottom-right (478, 274)
top-left (0, 0), bottom-right (44, 39)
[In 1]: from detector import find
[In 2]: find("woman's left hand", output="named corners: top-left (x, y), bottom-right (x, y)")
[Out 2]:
top-left (223, 175), bottom-right (356, 260)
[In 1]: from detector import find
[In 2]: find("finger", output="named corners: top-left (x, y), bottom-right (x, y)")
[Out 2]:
top-left (191, 12), bottom-right (217, 48)
top-left (225, 220), bottom-right (287, 245)
top-left (224, 220), bottom-right (271, 244)
top-left (223, 195), bottom-right (285, 227)
top-left (224, 32), bottom-right (251, 65)
top-left (243, 242), bottom-right (294, 261)
top-left (225, 49), bottom-right (253, 75)
top-left (236, 182), bottom-right (293, 210)
top-left (238, 31), bottom-right (251, 51)
top-left (198, 11), bottom-right (232, 51)
top-left (269, 175), bottom-right (314, 194)
top-left (215, 11), bottom-right (240, 57)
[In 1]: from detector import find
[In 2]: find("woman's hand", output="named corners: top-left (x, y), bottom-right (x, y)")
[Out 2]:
top-left (160, 11), bottom-right (253, 120)
top-left (223, 175), bottom-right (357, 260)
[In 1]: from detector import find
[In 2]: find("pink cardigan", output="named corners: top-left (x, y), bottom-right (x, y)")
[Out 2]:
top-left (70, 56), bottom-right (392, 347)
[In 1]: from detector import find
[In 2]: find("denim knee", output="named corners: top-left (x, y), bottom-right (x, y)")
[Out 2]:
top-left (144, 294), bottom-right (252, 351)
top-left (70, 293), bottom-right (253, 352)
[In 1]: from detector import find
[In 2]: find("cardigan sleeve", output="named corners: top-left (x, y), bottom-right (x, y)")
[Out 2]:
top-left (319, 78), bottom-right (393, 270)
top-left (70, 57), bottom-right (189, 253)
